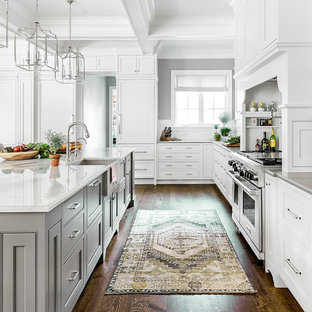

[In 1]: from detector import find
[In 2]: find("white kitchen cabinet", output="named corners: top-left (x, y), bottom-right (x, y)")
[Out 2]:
top-left (118, 79), bottom-right (156, 144)
top-left (264, 0), bottom-right (278, 48)
top-left (37, 78), bottom-right (75, 140)
top-left (85, 55), bottom-right (116, 72)
top-left (118, 55), bottom-right (156, 76)
top-left (203, 143), bottom-right (213, 179)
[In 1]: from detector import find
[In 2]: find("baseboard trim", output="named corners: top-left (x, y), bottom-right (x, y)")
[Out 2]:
top-left (156, 179), bottom-right (214, 185)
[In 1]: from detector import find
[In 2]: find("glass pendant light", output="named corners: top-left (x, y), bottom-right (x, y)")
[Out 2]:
top-left (14, 0), bottom-right (59, 71)
top-left (55, 0), bottom-right (85, 84)
top-left (0, 0), bottom-right (9, 48)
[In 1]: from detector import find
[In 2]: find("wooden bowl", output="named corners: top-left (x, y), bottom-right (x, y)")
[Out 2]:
top-left (0, 150), bottom-right (39, 161)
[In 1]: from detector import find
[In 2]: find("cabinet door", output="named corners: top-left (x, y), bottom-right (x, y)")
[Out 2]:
top-left (3, 233), bottom-right (36, 312)
top-left (125, 170), bottom-right (131, 207)
top-left (119, 79), bottom-right (155, 143)
top-left (203, 144), bottom-right (213, 179)
top-left (137, 56), bottom-right (155, 75)
top-left (98, 55), bottom-right (115, 71)
top-left (112, 192), bottom-right (119, 231)
top-left (118, 56), bottom-right (137, 75)
top-left (103, 196), bottom-right (113, 251)
top-left (118, 182), bottom-right (126, 220)
top-left (38, 79), bottom-right (75, 140)
top-left (245, 0), bottom-right (265, 62)
top-left (86, 215), bottom-right (102, 280)
top-left (85, 56), bottom-right (98, 71)
top-left (48, 222), bottom-right (62, 312)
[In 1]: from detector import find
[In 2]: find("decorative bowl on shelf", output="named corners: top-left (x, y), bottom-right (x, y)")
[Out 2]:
top-left (0, 150), bottom-right (39, 161)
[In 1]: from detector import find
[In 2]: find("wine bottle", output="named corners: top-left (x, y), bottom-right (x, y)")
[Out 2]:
top-left (255, 139), bottom-right (260, 152)
top-left (270, 129), bottom-right (276, 152)
top-left (261, 132), bottom-right (269, 152)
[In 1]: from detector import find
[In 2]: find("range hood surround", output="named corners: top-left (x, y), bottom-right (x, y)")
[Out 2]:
top-left (235, 46), bottom-right (312, 172)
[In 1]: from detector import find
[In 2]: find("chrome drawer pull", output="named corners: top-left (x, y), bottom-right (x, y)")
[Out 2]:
top-left (165, 147), bottom-right (172, 150)
top-left (287, 208), bottom-right (302, 220)
top-left (66, 270), bottom-right (79, 281)
top-left (286, 259), bottom-right (302, 275)
top-left (185, 147), bottom-right (193, 149)
top-left (89, 179), bottom-right (101, 188)
top-left (165, 173), bottom-right (172, 176)
top-left (186, 165), bottom-right (193, 167)
top-left (165, 156), bottom-right (172, 158)
top-left (135, 168), bottom-right (147, 171)
top-left (136, 151), bottom-right (147, 154)
top-left (186, 156), bottom-right (192, 158)
top-left (69, 230), bottom-right (80, 239)
top-left (185, 173), bottom-right (193, 176)
top-left (166, 165), bottom-right (173, 167)
top-left (68, 202), bottom-right (80, 210)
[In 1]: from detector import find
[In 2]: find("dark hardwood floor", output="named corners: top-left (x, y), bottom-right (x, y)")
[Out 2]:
top-left (73, 184), bottom-right (303, 312)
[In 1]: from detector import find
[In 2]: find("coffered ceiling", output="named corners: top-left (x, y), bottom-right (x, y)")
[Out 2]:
top-left (2, 0), bottom-right (235, 58)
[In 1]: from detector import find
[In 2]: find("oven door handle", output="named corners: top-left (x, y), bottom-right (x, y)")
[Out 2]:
top-left (227, 170), bottom-right (260, 196)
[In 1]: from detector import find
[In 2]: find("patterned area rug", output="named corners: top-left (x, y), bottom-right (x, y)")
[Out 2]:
top-left (106, 210), bottom-right (256, 294)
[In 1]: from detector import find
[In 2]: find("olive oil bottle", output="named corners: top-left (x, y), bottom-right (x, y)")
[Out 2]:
top-left (261, 132), bottom-right (270, 152)
top-left (270, 129), bottom-right (276, 152)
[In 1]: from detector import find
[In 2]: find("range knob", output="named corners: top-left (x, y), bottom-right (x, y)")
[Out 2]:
top-left (228, 160), bottom-right (234, 166)
top-left (233, 163), bottom-right (238, 172)
top-left (240, 170), bottom-right (245, 177)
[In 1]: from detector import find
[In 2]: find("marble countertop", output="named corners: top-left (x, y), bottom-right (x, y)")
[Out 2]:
top-left (265, 168), bottom-right (312, 196)
top-left (0, 147), bottom-right (135, 213)
top-left (82, 147), bottom-right (135, 160)
top-left (212, 141), bottom-right (241, 153)
top-left (157, 140), bottom-right (213, 143)
top-left (0, 160), bottom-right (109, 213)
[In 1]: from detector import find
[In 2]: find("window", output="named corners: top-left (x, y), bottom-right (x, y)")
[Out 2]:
top-left (171, 70), bottom-right (232, 126)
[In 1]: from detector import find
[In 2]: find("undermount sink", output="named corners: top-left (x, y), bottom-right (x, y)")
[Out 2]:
top-left (77, 159), bottom-right (117, 166)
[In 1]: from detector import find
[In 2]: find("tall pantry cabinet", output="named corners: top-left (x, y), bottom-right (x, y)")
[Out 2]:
top-left (117, 55), bottom-right (157, 184)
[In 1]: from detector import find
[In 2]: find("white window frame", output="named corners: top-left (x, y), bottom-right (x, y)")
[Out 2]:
top-left (171, 70), bottom-right (233, 127)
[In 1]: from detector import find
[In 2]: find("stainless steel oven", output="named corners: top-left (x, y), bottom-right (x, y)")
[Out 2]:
top-left (227, 170), bottom-right (262, 255)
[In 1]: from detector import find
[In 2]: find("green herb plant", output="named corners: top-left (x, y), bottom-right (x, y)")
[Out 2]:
top-left (44, 130), bottom-right (66, 155)
top-left (26, 143), bottom-right (51, 159)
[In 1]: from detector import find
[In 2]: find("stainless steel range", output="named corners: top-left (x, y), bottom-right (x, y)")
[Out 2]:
top-left (227, 151), bottom-right (282, 260)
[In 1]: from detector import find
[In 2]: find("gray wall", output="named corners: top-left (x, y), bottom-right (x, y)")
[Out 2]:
top-left (158, 59), bottom-right (235, 120)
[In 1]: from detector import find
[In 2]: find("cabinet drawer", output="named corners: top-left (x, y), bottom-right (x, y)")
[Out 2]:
top-left (63, 213), bottom-right (84, 258)
top-left (86, 214), bottom-right (102, 280)
top-left (86, 178), bottom-right (102, 228)
top-left (157, 144), bottom-right (200, 153)
top-left (134, 145), bottom-right (154, 160)
top-left (63, 190), bottom-right (84, 225)
top-left (135, 161), bottom-right (154, 178)
top-left (282, 234), bottom-right (310, 309)
top-left (62, 240), bottom-right (84, 312)
top-left (158, 153), bottom-right (200, 161)
top-left (158, 162), bottom-right (199, 170)
top-left (281, 184), bottom-right (311, 249)
top-left (158, 170), bottom-right (200, 179)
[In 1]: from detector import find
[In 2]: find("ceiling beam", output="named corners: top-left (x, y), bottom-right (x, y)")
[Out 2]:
top-left (119, 0), bottom-right (158, 54)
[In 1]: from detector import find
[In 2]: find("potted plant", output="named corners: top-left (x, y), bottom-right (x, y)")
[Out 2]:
top-left (214, 124), bottom-right (221, 141)
top-left (44, 130), bottom-right (66, 167)
top-left (219, 112), bottom-right (231, 140)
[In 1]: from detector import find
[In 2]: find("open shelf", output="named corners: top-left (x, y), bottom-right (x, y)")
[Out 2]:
top-left (246, 126), bottom-right (280, 129)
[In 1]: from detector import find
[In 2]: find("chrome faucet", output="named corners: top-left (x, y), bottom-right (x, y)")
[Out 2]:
top-left (66, 122), bottom-right (90, 162)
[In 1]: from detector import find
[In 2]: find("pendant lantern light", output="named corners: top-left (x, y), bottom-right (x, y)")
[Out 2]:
top-left (14, 0), bottom-right (59, 72)
top-left (55, 0), bottom-right (85, 84)
top-left (0, 0), bottom-right (9, 48)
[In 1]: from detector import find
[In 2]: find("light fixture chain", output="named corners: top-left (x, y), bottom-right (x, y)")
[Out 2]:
top-left (69, 0), bottom-right (72, 47)
top-left (35, 0), bottom-right (39, 22)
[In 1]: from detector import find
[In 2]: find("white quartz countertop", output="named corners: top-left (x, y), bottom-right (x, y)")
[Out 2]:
top-left (0, 147), bottom-right (135, 213)
top-left (0, 159), bottom-right (109, 213)
top-left (82, 147), bottom-right (135, 159)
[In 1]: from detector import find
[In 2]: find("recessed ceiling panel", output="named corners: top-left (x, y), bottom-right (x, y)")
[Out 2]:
top-left (155, 0), bottom-right (233, 18)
